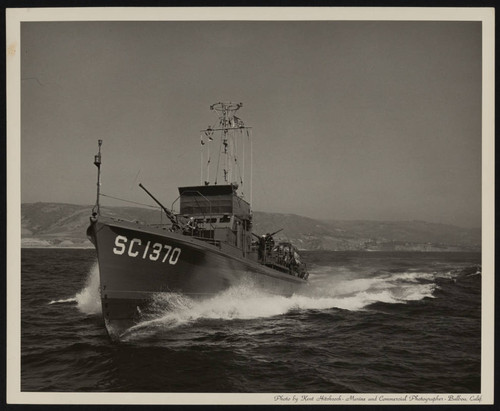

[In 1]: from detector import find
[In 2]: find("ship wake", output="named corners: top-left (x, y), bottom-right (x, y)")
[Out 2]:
top-left (118, 265), bottom-right (449, 341)
top-left (66, 262), bottom-right (467, 342)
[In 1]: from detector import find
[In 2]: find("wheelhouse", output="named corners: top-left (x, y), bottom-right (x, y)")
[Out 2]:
top-left (177, 184), bottom-right (253, 256)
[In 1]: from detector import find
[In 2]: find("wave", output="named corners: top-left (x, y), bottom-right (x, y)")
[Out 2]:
top-left (464, 265), bottom-right (482, 276)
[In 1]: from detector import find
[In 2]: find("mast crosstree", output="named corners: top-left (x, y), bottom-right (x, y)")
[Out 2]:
top-left (200, 102), bottom-right (252, 201)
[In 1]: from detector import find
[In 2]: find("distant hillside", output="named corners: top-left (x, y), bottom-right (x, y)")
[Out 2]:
top-left (21, 203), bottom-right (161, 248)
top-left (20, 202), bottom-right (480, 251)
top-left (252, 212), bottom-right (480, 251)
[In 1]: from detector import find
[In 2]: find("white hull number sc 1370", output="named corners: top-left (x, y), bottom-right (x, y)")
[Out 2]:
top-left (112, 235), bottom-right (182, 265)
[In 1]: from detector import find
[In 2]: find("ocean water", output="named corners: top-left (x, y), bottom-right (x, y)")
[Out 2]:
top-left (21, 249), bottom-right (481, 393)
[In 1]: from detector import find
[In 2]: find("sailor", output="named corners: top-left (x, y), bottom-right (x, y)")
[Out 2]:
top-left (283, 245), bottom-right (291, 266)
top-left (293, 251), bottom-right (301, 265)
top-left (258, 235), bottom-right (266, 260)
top-left (276, 243), bottom-right (284, 264)
top-left (265, 233), bottom-right (275, 252)
top-left (184, 217), bottom-right (198, 235)
top-left (290, 251), bottom-right (301, 277)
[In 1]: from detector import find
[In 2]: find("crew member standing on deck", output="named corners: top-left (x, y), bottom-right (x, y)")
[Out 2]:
top-left (258, 235), bottom-right (266, 261)
top-left (265, 233), bottom-right (275, 254)
top-left (184, 217), bottom-right (198, 235)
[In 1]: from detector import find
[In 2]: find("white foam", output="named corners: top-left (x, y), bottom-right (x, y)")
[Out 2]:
top-left (48, 297), bottom-right (77, 305)
top-left (75, 263), bottom-right (102, 315)
top-left (47, 263), bottom-right (102, 314)
top-left (387, 271), bottom-right (436, 282)
top-left (121, 267), bottom-right (442, 341)
top-left (60, 261), bottom-right (451, 341)
top-left (398, 283), bottom-right (436, 300)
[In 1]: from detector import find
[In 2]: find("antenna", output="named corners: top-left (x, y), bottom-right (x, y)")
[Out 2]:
top-left (200, 102), bottom-right (252, 197)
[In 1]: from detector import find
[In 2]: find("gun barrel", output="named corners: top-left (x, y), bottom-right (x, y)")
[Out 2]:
top-left (139, 183), bottom-right (178, 226)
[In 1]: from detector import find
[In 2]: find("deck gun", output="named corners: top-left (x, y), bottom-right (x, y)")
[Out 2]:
top-left (252, 228), bottom-right (283, 240)
top-left (139, 183), bottom-right (181, 230)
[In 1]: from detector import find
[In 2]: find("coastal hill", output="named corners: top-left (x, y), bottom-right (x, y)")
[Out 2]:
top-left (21, 202), bottom-right (480, 251)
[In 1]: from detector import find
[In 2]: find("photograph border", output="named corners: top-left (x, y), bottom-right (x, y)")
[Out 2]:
top-left (6, 6), bottom-right (495, 405)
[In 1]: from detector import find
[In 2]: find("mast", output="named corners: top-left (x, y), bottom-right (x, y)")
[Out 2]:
top-left (92, 139), bottom-right (103, 216)
top-left (200, 102), bottom-right (252, 200)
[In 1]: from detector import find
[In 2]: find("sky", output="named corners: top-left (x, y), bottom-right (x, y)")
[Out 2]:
top-left (20, 19), bottom-right (482, 227)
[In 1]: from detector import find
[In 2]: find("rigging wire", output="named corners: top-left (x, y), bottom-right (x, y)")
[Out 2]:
top-left (242, 128), bottom-right (245, 197)
top-left (249, 129), bottom-right (253, 206)
top-left (234, 130), bottom-right (243, 187)
top-left (100, 192), bottom-right (159, 209)
top-left (215, 133), bottom-right (222, 185)
top-left (200, 134), bottom-right (204, 185)
top-left (130, 169), bottom-right (141, 190)
top-left (206, 138), bottom-right (211, 183)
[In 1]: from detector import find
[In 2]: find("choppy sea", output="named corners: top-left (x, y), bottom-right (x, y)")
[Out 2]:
top-left (21, 249), bottom-right (481, 393)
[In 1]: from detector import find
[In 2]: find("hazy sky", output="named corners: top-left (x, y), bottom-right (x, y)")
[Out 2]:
top-left (21, 20), bottom-right (482, 227)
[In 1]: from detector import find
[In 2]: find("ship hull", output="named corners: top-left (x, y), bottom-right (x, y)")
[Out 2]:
top-left (87, 217), bottom-right (306, 338)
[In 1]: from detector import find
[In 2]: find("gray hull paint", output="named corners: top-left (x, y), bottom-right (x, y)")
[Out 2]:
top-left (88, 217), bottom-right (306, 338)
